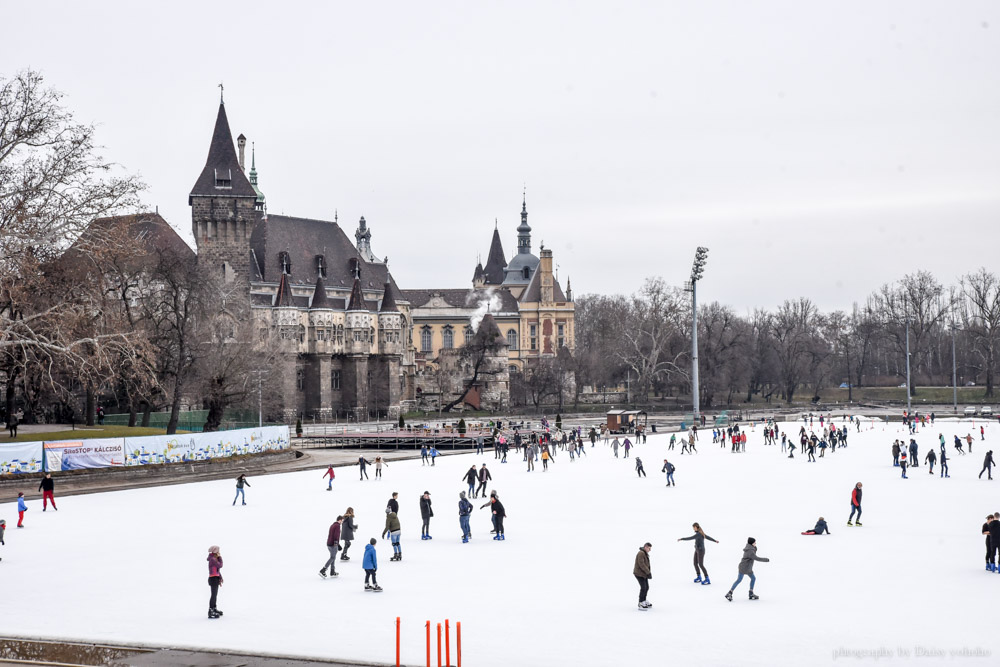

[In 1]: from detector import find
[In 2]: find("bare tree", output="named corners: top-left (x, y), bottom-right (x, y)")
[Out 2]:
top-left (961, 268), bottom-right (1000, 397)
top-left (615, 278), bottom-right (687, 402)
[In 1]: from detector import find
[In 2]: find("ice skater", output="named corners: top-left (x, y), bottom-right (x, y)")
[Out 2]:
top-left (38, 474), bottom-right (57, 511)
top-left (612, 438), bottom-right (620, 458)
top-left (477, 463), bottom-right (492, 497)
top-left (724, 537), bottom-right (769, 602)
top-left (490, 494), bottom-right (506, 540)
top-left (0, 518), bottom-right (4, 560)
top-left (661, 459), bottom-right (675, 486)
top-left (988, 514), bottom-right (1000, 576)
top-left (207, 545), bottom-right (224, 619)
top-left (421, 445), bottom-right (429, 465)
top-left (358, 456), bottom-right (372, 480)
top-left (323, 465), bottom-right (335, 490)
top-left (419, 491), bottom-right (433, 540)
top-left (678, 522), bottom-right (718, 584)
top-left (623, 437), bottom-right (632, 458)
top-left (899, 451), bottom-right (908, 478)
top-left (980, 451), bottom-right (994, 480)
top-left (363, 538), bottom-right (382, 591)
top-left (374, 456), bottom-right (387, 479)
top-left (233, 474), bottom-right (250, 505)
top-left (463, 465), bottom-right (478, 497)
top-left (382, 510), bottom-right (402, 561)
top-left (633, 542), bottom-right (653, 610)
top-left (341, 508), bottom-right (357, 560)
top-left (802, 517), bottom-right (830, 535)
top-left (955, 435), bottom-right (965, 455)
top-left (940, 449), bottom-right (950, 478)
top-left (386, 492), bottom-right (399, 514)
top-left (847, 482), bottom-right (863, 526)
top-left (984, 515), bottom-right (994, 571)
top-left (319, 515), bottom-right (343, 578)
top-left (459, 491), bottom-right (473, 542)
top-left (16, 492), bottom-right (26, 527)
top-left (909, 439), bottom-right (918, 467)
top-left (635, 457), bottom-right (646, 477)
top-left (924, 448), bottom-right (936, 474)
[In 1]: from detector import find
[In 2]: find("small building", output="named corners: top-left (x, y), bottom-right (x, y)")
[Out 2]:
top-left (606, 410), bottom-right (647, 433)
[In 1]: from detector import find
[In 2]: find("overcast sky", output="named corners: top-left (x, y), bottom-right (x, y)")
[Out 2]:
top-left (4, 1), bottom-right (998, 312)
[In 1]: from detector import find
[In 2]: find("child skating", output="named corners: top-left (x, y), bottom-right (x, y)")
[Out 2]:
top-left (362, 538), bottom-right (382, 591)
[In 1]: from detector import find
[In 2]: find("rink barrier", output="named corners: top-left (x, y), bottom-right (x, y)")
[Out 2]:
top-left (420, 619), bottom-right (459, 667)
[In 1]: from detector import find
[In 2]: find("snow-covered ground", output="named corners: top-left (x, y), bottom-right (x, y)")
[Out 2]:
top-left (2, 418), bottom-right (997, 666)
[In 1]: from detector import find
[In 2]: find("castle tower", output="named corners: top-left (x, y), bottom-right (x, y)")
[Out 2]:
top-left (356, 216), bottom-right (376, 263)
top-left (376, 283), bottom-right (403, 417)
top-left (517, 194), bottom-right (531, 255)
top-left (190, 100), bottom-right (259, 284)
top-left (343, 262), bottom-right (372, 416)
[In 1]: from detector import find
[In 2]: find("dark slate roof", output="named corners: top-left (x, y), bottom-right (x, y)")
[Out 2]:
top-left (347, 278), bottom-right (369, 311)
top-left (400, 288), bottom-right (520, 312)
top-left (483, 228), bottom-right (507, 284)
top-left (249, 214), bottom-right (401, 298)
top-left (519, 268), bottom-right (567, 303)
top-left (275, 272), bottom-right (294, 307)
top-left (379, 282), bottom-right (398, 313)
top-left (472, 263), bottom-right (485, 283)
top-left (190, 104), bottom-right (257, 203)
top-left (310, 276), bottom-right (331, 309)
top-left (473, 313), bottom-right (506, 347)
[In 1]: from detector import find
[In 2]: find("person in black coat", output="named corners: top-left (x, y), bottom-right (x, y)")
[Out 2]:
top-left (491, 497), bottom-right (506, 540)
top-left (419, 492), bottom-right (434, 539)
top-left (386, 492), bottom-right (399, 515)
top-left (462, 466), bottom-right (478, 497)
top-left (980, 451), bottom-right (995, 480)
top-left (476, 464), bottom-right (492, 498)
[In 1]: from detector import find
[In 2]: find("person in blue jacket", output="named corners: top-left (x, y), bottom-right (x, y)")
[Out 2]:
top-left (17, 492), bottom-right (27, 528)
top-left (362, 538), bottom-right (382, 591)
top-left (802, 517), bottom-right (831, 535)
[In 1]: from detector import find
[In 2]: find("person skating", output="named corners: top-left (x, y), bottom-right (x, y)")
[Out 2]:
top-left (421, 445), bottom-right (429, 466)
top-left (635, 457), bottom-right (646, 478)
top-left (541, 447), bottom-right (550, 471)
top-left (847, 482), bottom-right (863, 526)
top-left (419, 491), bottom-right (433, 539)
top-left (341, 508), bottom-right (357, 560)
top-left (612, 438), bottom-right (620, 458)
top-left (323, 465), bottom-right (335, 491)
top-left (980, 451), bottom-right (995, 480)
top-left (207, 545), bottom-right (224, 619)
top-left (382, 511), bottom-right (402, 561)
top-left (458, 491), bottom-right (473, 542)
top-left (430, 447), bottom-right (439, 465)
top-left (17, 492), bottom-right (27, 527)
top-left (984, 515), bottom-right (995, 571)
top-left (724, 537), bottom-right (769, 602)
top-left (669, 433), bottom-right (676, 451)
top-left (955, 435), bottom-right (965, 455)
top-left (940, 449), bottom-right (950, 478)
top-left (807, 440), bottom-right (816, 462)
top-left (476, 463), bottom-right (492, 497)
top-left (481, 490), bottom-right (499, 533)
top-left (623, 438), bottom-right (632, 458)
top-left (463, 466), bottom-right (478, 497)
top-left (892, 441), bottom-right (901, 466)
top-left (909, 439), bottom-right (918, 467)
top-left (386, 492), bottom-right (399, 515)
top-left (899, 451), bottom-right (908, 479)
top-left (0, 519), bottom-right (4, 561)
top-left (967, 433), bottom-right (974, 454)
top-left (925, 448), bottom-right (936, 475)
top-left (358, 456), bottom-right (372, 480)
top-left (633, 542), bottom-right (653, 610)
top-left (491, 495), bottom-right (506, 540)
top-left (982, 426), bottom-right (986, 441)
top-left (363, 538), bottom-right (382, 591)
top-left (661, 459), bottom-right (676, 486)
top-left (678, 522), bottom-right (718, 584)
top-left (526, 445), bottom-right (535, 472)
top-left (38, 473), bottom-right (57, 511)
top-left (989, 515), bottom-right (1000, 575)
top-left (374, 456), bottom-right (387, 479)
top-left (319, 515), bottom-right (343, 578)
top-left (233, 474), bottom-right (250, 505)
top-left (802, 517), bottom-right (830, 535)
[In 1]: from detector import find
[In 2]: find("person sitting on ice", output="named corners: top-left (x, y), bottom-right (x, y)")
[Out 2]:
top-left (802, 517), bottom-right (830, 535)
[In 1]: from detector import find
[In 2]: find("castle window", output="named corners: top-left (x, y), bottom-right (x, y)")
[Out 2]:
top-left (315, 255), bottom-right (327, 278)
top-left (279, 252), bottom-right (291, 275)
top-left (354, 329), bottom-right (363, 342)
top-left (530, 324), bottom-right (537, 351)
top-left (509, 365), bottom-right (518, 373)
top-left (420, 327), bottom-right (432, 353)
top-left (337, 324), bottom-right (344, 343)
top-left (464, 326), bottom-right (474, 344)
top-left (296, 368), bottom-right (304, 391)
top-left (442, 326), bottom-right (454, 349)
top-left (523, 266), bottom-right (530, 280)
top-left (331, 369), bottom-right (341, 390)
top-left (370, 327), bottom-right (375, 345)
top-left (507, 329), bottom-right (518, 350)
top-left (298, 325), bottom-right (306, 343)
top-left (214, 168), bottom-right (232, 189)
top-left (558, 323), bottom-right (565, 348)
top-left (221, 261), bottom-right (233, 283)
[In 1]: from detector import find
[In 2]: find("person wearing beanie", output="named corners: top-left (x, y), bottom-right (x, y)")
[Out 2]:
top-left (633, 542), bottom-right (653, 609)
top-left (458, 491), bottom-right (473, 542)
top-left (207, 546), bottom-right (224, 619)
top-left (363, 538), bottom-right (381, 591)
top-left (725, 537), bottom-right (769, 601)
top-left (16, 493), bottom-right (26, 528)
top-left (419, 491), bottom-right (434, 540)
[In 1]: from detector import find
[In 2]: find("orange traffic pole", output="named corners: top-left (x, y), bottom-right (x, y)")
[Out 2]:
top-left (445, 619), bottom-right (451, 666)
top-left (457, 621), bottom-right (462, 667)
top-left (437, 622), bottom-right (442, 667)
top-left (396, 617), bottom-right (401, 667)
top-left (426, 621), bottom-right (431, 667)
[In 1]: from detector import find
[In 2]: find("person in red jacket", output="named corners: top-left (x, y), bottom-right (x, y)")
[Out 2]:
top-left (323, 466), bottom-right (335, 491)
top-left (847, 482), bottom-right (863, 526)
top-left (38, 473), bottom-right (57, 511)
top-left (320, 516), bottom-right (344, 578)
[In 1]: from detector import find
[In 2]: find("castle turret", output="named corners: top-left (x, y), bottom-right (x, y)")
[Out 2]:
top-left (190, 100), bottom-right (259, 284)
top-left (378, 282), bottom-right (402, 356)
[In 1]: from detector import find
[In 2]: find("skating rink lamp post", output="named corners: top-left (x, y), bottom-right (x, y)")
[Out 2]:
top-left (684, 247), bottom-right (709, 424)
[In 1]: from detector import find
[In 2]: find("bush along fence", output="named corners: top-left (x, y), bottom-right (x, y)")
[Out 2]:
top-left (0, 425), bottom-right (290, 474)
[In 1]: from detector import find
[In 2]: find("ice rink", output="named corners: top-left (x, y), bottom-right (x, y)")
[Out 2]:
top-left (2, 416), bottom-right (996, 666)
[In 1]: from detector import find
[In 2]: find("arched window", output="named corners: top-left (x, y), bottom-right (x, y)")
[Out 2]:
top-left (421, 327), bottom-right (432, 352)
top-left (298, 325), bottom-right (306, 343)
top-left (522, 266), bottom-right (530, 280)
top-left (442, 326), bottom-right (454, 349)
top-left (279, 252), bottom-right (292, 275)
top-left (507, 329), bottom-right (518, 350)
top-left (464, 325), bottom-right (474, 344)
top-left (369, 327), bottom-right (375, 344)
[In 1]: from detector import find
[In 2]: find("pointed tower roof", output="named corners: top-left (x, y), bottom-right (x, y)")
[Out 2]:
top-left (347, 277), bottom-right (368, 312)
top-left (472, 313), bottom-right (505, 347)
top-left (379, 282), bottom-right (399, 313)
top-left (189, 103), bottom-right (257, 203)
top-left (310, 275), bottom-right (331, 309)
top-left (275, 271), bottom-right (295, 307)
top-left (473, 262), bottom-right (485, 283)
top-left (482, 226), bottom-right (507, 284)
top-left (249, 143), bottom-right (266, 209)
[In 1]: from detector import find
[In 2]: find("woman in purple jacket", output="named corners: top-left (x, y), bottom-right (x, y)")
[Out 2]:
top-left (207, 546), bottom-right (224, 619)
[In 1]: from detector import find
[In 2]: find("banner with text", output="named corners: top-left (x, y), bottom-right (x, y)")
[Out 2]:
top-left (122, 425), bottom-right (289, 466)
top-left (43, 438), bottom-right (126, 471)
top-left (0, 441), bottom-right (45, 474)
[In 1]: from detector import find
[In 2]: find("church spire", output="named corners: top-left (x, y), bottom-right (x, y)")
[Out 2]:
top-left (517, 190), bottom-right (532, 255)
top-left (189, 100), bottom-right (257, 204)
top-left (248, 142), bottom-right (266, 211)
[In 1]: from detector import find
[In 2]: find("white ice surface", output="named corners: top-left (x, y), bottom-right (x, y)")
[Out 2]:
top-left (2, 418), bottom-right (997, 666)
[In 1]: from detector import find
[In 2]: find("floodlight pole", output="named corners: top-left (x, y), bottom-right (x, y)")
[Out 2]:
top-left (691, 279), bottom-right (700, 423)
top-left (905, 315), bottom-right (912, 415)
top-left (951, 322), bottom-right (958, 413)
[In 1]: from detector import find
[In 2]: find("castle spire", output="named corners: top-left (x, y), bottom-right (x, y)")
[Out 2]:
top-left (189, 100), bottom-right (256, 204)
top-left (517, 190), bottom-right (532, 255)
top-left (248, 142), bottom-right (266, 210)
